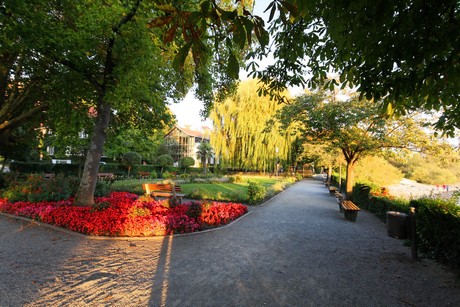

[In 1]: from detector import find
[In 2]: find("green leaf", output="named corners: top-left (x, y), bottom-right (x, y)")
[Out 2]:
top-left (233, 20), bottom-right (247, 49)
top-left (227, 53), bottom-right (239, 79)
top-left (172, 42), bottom-right (192, 72)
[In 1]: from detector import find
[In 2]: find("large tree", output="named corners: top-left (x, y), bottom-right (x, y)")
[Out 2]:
top-left (4, 0), bottom-right (196, 205)
top-left (277, 91), bottom-right (429, 199)
top-left (210, 79), bottom-right (296, 171)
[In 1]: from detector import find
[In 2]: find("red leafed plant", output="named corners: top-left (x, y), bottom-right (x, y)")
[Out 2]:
top-left (0, 192), bottom-right (247, 237)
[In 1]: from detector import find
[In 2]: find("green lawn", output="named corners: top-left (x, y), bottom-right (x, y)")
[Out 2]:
top-left (109, 176), bottom-right (289, 203)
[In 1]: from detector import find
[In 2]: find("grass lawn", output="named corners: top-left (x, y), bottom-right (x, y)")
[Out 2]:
top-left (109, 176), bottom-right (287, 203)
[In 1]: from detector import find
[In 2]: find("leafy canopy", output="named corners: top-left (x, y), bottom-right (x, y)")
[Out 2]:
top-left (250, 0), bottom-right (460, 135)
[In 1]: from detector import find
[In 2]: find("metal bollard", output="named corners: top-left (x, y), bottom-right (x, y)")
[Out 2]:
top-left (408, 207), bottom-right (417, 260)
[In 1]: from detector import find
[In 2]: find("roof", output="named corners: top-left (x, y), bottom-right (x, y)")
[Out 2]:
top-left (166, 126), bottom-right (210, 140)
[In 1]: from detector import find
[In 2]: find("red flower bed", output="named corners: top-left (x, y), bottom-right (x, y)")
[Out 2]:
top-left (0, 192), bottom-right (248, 237)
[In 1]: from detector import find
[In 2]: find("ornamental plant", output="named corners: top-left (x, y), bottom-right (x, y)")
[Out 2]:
top-left (0, 192), bottom-right (247, 237)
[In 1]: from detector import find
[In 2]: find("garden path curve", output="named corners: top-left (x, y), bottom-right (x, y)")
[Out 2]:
top-left (1, 178), bottom-right (459, 306)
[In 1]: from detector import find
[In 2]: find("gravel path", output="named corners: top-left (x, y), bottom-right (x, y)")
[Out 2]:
top-left (1, 178), bottom-right (459, 306)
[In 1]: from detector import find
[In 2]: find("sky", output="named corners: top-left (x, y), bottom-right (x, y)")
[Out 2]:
top-left (168, 0), bottom-right (274, 131)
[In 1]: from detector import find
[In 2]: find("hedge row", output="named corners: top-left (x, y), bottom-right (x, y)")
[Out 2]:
top-left (8, 161), bottom-right (208, 177)
top-left (352, 183), bottom-right (460, 269)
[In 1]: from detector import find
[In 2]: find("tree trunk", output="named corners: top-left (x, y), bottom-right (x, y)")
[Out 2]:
top-left (345, 161), bottom-right (355, 200)
top-left (74, 102), bottom-right (111, 206)
top-left (327, 164), bottom-right (332, 182)
top-left (203, 158), bottom-right (207, 175)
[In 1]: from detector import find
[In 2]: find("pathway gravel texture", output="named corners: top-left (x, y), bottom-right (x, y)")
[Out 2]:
top-left (1, 178), bottom-right (459, 306)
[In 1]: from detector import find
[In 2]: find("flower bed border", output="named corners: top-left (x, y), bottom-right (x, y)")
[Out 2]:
top-left (0, 210), bottom-right (252, 241)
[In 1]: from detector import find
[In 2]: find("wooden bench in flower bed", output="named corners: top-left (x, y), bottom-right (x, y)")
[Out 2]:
top-left (341, 200), bottom-right (360, 222)
top-left (142, 183), bottom-right (186, 204)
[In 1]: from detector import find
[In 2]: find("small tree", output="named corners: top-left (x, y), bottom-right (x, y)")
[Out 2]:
top-left (196, 142), bottom-right (214, 175)
top-left (278, 91), bottom-right (429, 199)
top-left (156, 154), bottom-right (174, 175)
top-left (179, 157), bottom-right (195, 173)
top-left (122, 152), bottom-right (141, 177)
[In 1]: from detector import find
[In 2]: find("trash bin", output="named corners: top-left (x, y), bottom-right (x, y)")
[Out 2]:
top-left (386, 211), bottom-right (408, 239)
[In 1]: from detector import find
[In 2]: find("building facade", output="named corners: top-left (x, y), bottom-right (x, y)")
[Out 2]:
top-left (164, 126), bottom-right (212, 167)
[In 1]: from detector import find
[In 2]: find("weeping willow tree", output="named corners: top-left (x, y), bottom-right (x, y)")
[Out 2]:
top-left (210, 79), bottom-right (296, 172)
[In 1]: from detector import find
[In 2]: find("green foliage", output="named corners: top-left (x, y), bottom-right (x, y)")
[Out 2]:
top-left (105, 129), bottom-right (166, 163)
top-left (392, 152), bottom-right (460, 185)
top-left (9, 161), bottom-right (80, 176)
top-left (247, 181), bottom-right (267, 205)
top-left (228, 176), bottom-right (236, 183)
top-left (122, 152), bottom-right (141, 177)
top-left (162, 171), bottom-right (175, 180)
top-left (277, 91), bottom-right (429, 198)
top-left (179, 157), bottom-right (195, 173)
top-left (210, 79), bottom-right (296, 171)
top-left (1, 174), bottom-right (79, 202)
top-left (196, 142), bottom-right (213, 174)
top-left (249, 0), bottom-right (460, 134)
top-left (411, 198), bottom-right (460, 268)
top-left (156, 154), bottom-right (174, 173)
top-left (366, 196), bottom-right (410, 221)
top-left (353, 181), bottom-right (460, 269)
top-left (178, 173), bottom-right (191, 181)
top-left (354, 156), bottom-right (404, 187)
top-left (235, 175), bottom-right (243, 183)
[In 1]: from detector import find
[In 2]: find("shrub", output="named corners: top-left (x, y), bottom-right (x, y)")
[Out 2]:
top-left (162, 171), bottom-right (175, 180)
top-left (1, 174), bottom-right (79, 202)
top-left (179, 157), bottom-right (195, 173)
top-left (228, 176), bottom-right (236, 183)
top-left (178, 173), bottom-right (191, 181)
top-left (122, 152), bottom-right (141, 177)
top-left (411, 198), bottom-right (460, 268)
top-left (235, 175), bottom-right (243, 183)
top-left (247, 181), bottom-right (266, 205)
top-left (149, 170), bottom-right (158, 179)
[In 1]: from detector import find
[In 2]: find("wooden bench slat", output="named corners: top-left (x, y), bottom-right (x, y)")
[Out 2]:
top-left (341, 200), bottom-right (360, 222)
top-left (342, 200), bottom-right (360, 211)
top-left (142, 183), bottom-right (184, 204)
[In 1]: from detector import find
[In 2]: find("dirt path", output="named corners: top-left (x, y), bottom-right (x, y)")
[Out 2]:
top-left (1, 179), bottom-right (459, 306)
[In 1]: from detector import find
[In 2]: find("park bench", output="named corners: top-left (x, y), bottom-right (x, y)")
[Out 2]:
top-left (334, 191), bottom-right (344, 212)
top-left (138, 171), bottom-right (150, 179)
top-left (142, 183), bottom-right (185, 204)
top-left (43, 173), bottom-right (55, 179)
top-left (328, 185), bottom-right (337, 196)
top-left (341, 200), bottom-right (361, 222)
top-left (97, 173), bottom-right (114, 180)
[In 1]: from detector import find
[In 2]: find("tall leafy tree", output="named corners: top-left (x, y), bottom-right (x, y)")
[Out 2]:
top-left (277, 91), bottom-right (429, 199)
top-left (210, 79), bottom-right (296, 171)
top-left (5, 0), bottom-right (194, 205)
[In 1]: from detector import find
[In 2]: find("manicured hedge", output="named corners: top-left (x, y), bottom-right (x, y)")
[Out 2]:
top-left (411, 198), bottom-right (460, 268)
top-left (10, 161), bottom-right (80, 176)
top-left (352, 182), bottom-right (460, 268)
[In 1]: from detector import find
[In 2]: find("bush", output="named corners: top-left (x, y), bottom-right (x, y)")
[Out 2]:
top-left (235, 175), bottom-right (243, 183)
top-left (1, 174), bottom-right (79, 202)
top-left (162, 171), bottom-right (175, 180)
top-left (228, 176), bottom-right (236, 183)
top-left (247, 181), bottom-right (266, 205)
top-left (411, 198), bottom-right (460, 268)
top-left (179, 157), bottom-right (195, 173)
top-left (178, 173), bottom-right (191, 181)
